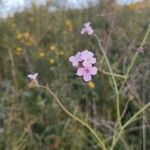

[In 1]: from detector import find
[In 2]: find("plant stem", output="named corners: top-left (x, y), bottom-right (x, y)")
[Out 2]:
top-left (95, 34), bottom-right (121, 127)
top-left (110, 102), bottom-right (150, 150)
top-left (125, 24), bottom-right (150, 81)
top-left (98, 68), bottom-right (126, 79)
top-left (110, 24), bottom-right (150, 150)
top-left (38, 85), bottom-right (107, 150)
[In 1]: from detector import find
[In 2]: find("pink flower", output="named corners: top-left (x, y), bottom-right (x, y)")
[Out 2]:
top-left (81, 50), bottom-right (96, 66)
top-left (81, 22), bottom-right (94, 35)
top-left (77, 65), bottom-right (97, 82)
top-left (69, 52), bottom-right (82, 67)
top-left (69, 50), bottom-right (97, 81)
top-left (136, 47), bottom-right (144, 53)
top-left (27, 73), bottom-right (38, 80)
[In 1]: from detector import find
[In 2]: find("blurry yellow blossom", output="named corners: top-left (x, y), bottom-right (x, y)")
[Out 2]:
top-left (25, 37), bottom-right (34, 47)
top-left (128, 2), bottom-right (148, 10)
top-left (87, 81), bottom-right (95, 89)
top-left (49, 45), bottom-right (56, 51)
top-left (49, 58), bottom-right (55, 64)
top-left (15, 47), bottom-right (23, 56)
top-left (38, 51), bottom-right (45, 58)
top-left (16, 32), bottom-right (23, 39)
top-left (65, 19), bottom-right (73, 32)
top-left (23, 32), bottom-right (30, 38)
top-left (16, 32), bottom-right (34, 47)
top-left (59, 51), bottom-right (65, 56)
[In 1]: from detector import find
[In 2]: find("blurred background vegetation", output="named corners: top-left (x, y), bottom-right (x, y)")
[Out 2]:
top-left (0, 0), bottom-right (150, 149)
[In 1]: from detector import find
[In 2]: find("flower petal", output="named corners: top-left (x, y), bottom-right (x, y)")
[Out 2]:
top-left (77, 68), bottom-right (85, 76)
top-left (72, 60), bottom-right (78, 67)
top-left (28, 73), bottom-right (38, 80)
top-left (83, 74), bottom-right (92, 82)
top-left (88, 28), bottom-right (94, 35)
top-left (69, 56), bottom-right (75, 62)
top-left (84, 22), bottom-right (91, 27)
top-left (82, 61), bottom-right (92, 67)
top-left (87, 51), bottom-right (94, 58)
top-left (90, 57), bottom-right (96, 64)
top-left (81, 28), bottom-right (86, 34)
top-left (91, 67), bottom-right (97, 75)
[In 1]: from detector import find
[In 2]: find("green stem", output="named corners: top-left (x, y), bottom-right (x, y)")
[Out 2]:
top-left (38, 85), bottom-right (107, 150)
top-left (95, 34), bottom-right (121, 127)
top-left (110, 24), bottom-right (150, 150)
top-left (110, 102), bottom-right (150, 150)
top-left (125, 24), bottom-right (150, 80)
top-left (98, 68), bottom-right (126, 79)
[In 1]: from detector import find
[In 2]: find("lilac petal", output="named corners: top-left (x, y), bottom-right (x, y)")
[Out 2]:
top-left (84, 22), bottom-right (91, 27)
top-left (76, 52), bottom-right (82, 61)
top-left (88, 28), bottom-right (94, 35)
top-left (82, 50), bottom-right (88, 54)
top-left (82, 61), bottom-right (92, 67)
top-left (81, 29), bottom-right (85, 34)
top-left (137, 47), bottom-right (144, 53)
top-left (90, 57), bottom-right (96, 64)
top-left (77, 68), bottom-right (85, 76)
top-left (87, 51), bottom-right (94, 58)
top-left (69, 56), bottom-right (75, 62)
top-left (81, 50), bottom-right (89, 59)
top-left (28, 73), bottom-right (38, 80)
top-left (81, 50), bottom-right (94, 59)
top-left (72, 61), bottom-right (78, 67)
top-left (91, 67), bottom-right (97, 75)
top-left (76, 52), bottom-right (81, 57)
top-left (83, 74), bottom-right (92, 82)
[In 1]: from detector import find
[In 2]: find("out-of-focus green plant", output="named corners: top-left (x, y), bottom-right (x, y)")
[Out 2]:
top-left (0, 0), bottom-right (150, 149)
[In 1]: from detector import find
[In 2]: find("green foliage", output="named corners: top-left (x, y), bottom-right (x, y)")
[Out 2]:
top-left (0, 1), bottom-right (150, 149)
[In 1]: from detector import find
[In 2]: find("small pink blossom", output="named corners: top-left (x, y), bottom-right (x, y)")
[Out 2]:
top-left (69, 52), bottom-right (82, 67)
top-left (81, 50), bottom-right (96, 66)
top-left (27, 73), bottom-right (38, 80)
top-left (81, 22), bottom-right (94, 35)
top-left (69, 50), bottom-right (97, 81)
top-left (77, 65), bottom-right (97, 82)
top-left (136, 47), bottom-right (144, 53)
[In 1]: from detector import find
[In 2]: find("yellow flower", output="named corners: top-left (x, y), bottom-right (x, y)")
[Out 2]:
top-left (25, 37), bottom-right (34, 47)
top-left (49, 58), bottom-right (55, 64)
top-left (15, 47), bottom-right (23, 56)
top-left (23, 32), bottom-right (30, 38)
top-left (128, 2), bottom-right (146, 10)
top-left (38, 52), bottom-right (45, 58)
top-left (49, 45), bottom-right (56, 51)
top-left (59, 50), bottom-right (65, 56)
top-left (87, 81), bottom-right (95, 89)
top-left (16, 32), bottom-right (23, 39)
top-left (65, 19), bottom-right (73, 32)
top-left (16, 47), bottom-right (23, 52)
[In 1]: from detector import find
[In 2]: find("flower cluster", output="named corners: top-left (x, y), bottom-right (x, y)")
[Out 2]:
top-left (69, 50), bottom-right (97, 82)
top-left (16, 32), bottom-right (34, 47)
top-left (81, 22), bottom-right (94, 35)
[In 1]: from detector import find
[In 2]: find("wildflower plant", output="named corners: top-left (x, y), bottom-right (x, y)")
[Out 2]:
top-left (27, 22), bottom-right (150, 150)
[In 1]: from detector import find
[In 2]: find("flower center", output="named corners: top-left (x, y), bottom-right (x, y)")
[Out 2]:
top-left (85, 68), bottom-right (89, 73)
